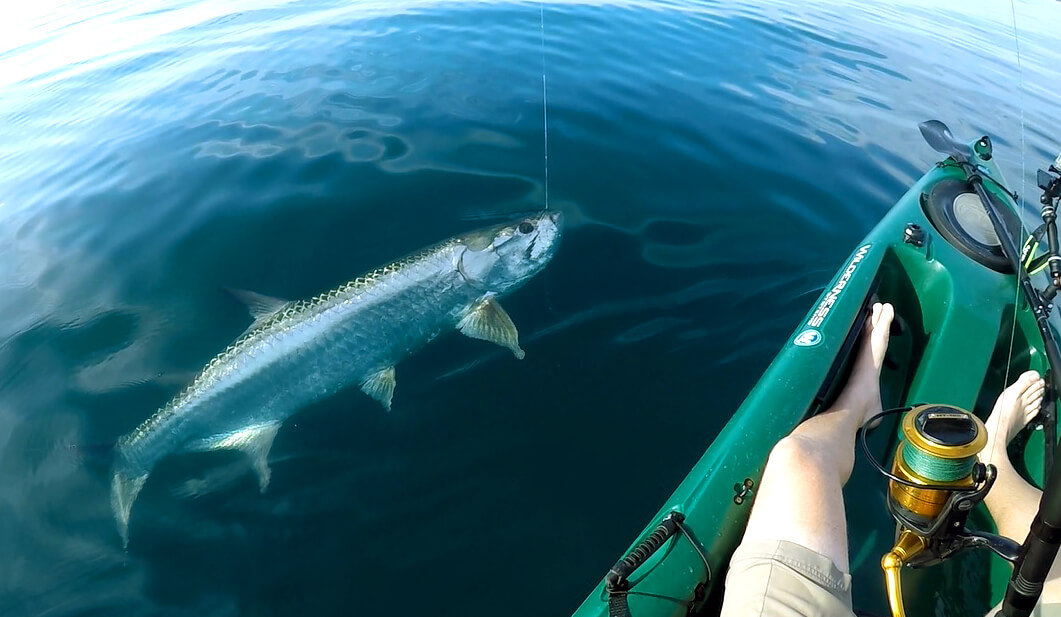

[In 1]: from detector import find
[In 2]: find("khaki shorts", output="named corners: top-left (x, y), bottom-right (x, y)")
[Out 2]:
top-left (990, 601), bottom-right (1061, 617)
top-left (720, 539), bottom-right (853, 617)
top-left (721, 539), bottom-right (1061, 617)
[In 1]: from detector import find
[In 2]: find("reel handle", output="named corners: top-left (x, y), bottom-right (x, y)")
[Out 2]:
top-left (882, 531), bottom-right (928, 617)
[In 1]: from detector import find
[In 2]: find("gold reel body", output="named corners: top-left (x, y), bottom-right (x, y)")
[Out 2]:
top-left (879, 404), bottom-right (988, 617)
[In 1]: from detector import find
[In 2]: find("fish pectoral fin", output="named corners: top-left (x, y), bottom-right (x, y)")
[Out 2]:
top-left (227, 288), bottom-right (293, 330)
top-left (111, 469), bottom-right (149, 548)
top-left (458, 297), bottom-right (525, 359)
top-left (201, 422), bottom-right (282, 492)
top-left (361, 366), bottom-right (396, 411)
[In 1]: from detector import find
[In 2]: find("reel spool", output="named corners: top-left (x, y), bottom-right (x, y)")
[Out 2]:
top-left (887, 405), bottom-right (987, 526)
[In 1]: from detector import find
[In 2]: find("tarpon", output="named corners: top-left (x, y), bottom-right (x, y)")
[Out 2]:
top-left (112, 211), bottom-right (563, 545)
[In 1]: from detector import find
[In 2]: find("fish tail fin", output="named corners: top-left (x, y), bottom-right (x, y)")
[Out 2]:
top-left (110, 465), bottom-right (149, 548)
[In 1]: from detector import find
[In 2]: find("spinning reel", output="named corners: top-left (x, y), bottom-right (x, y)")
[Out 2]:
top-left (860, 404), bottom-right (1021, 617)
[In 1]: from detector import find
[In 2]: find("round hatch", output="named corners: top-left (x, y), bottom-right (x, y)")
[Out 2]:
top-left (921, 179), bottom-right (1012, 273)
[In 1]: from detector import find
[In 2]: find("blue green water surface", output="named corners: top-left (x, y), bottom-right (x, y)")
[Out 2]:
top-left (2, 1), bottom-right (1061, 615)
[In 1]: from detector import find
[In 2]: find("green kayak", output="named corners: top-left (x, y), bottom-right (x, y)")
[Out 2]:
top-left (572, 121), bottom-right (1061, 617)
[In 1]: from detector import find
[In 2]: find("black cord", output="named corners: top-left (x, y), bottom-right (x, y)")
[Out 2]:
top-left (938, 160), bottom-right (1019, 200)
top-left (673, 518), bottom-right (712, 585)
top-left (616, 590), bottom-right (689, 606)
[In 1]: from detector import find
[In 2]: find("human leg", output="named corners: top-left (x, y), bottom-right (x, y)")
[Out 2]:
top-left (980, 371), bottom-right (1061, 604)
top-left (982, 370), bottom-right (1045, 543)
top-left (720, 304), bottom-right (893, 617)
top-left (740, 303), bottom-right (894, 572)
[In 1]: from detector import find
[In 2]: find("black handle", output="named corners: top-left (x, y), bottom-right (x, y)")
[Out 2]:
top-left (606, 511), bottom-right (684, 589)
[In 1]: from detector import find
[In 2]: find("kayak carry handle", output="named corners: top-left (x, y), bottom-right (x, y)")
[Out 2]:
top-left (602, 509), bottom-right (712, 617)
top-left (604, 511), bottom-right (687, 617)
top-left (606, 511), bottom-right (684, 588)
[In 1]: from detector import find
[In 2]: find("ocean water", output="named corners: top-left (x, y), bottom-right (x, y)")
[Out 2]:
top-left (2, 0), bottom-right (1061, 615)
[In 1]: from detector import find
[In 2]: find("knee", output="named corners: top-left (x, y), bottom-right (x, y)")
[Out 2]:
top-left (768, 436), bottom-right (818, 468)
top-left (767, 435), bottom-right (852, 483)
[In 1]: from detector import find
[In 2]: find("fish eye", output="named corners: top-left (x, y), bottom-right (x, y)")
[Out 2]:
top-left (518, 221), bottom-right (535, 234)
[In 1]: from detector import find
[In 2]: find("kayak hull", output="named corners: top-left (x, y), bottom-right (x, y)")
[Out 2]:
top-left (573, 141), bottom-right (1052, 616)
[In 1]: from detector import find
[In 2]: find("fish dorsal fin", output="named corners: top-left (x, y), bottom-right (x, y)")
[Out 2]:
top-left (228, 288), bottom-right (293, 330)
top-left (195, 422), bottom-right (282, 492)
top-left (362, 366), bottom-right (396, 411)
top-left (458, 297), bottom-right (525, 359)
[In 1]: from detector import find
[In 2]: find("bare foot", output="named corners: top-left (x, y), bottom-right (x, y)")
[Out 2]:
top-left (834, 302), bottom-right (894, 426)
top-left (982, 370), bottom-right (1045, 463)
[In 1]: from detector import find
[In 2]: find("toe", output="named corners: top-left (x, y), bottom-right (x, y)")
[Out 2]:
top-left (1023, 394), bottom-right (1043, 409)
top-left (1023, 385), bottom-right (1045, 409)
top-left (1001, 372), bottom-right (1041, 406)
top-left (1016, 370), bottom-right (1040, 388)
top-left (1018, 394), bottom-right (1044, 413)
top-left (871, 304), bottom-right (893, 351)
top-left (1023, 381), bottom-right (1045, 399)
top-left (878, 303), bottom-right (895, 330)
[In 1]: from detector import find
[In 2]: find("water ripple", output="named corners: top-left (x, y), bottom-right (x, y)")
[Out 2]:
top-left (2, 0), bottom-right (1061, 615)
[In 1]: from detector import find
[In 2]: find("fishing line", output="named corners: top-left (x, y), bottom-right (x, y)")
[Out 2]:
top-left (994, 0), bottom-right (1029, 467)
top-left (1012, 0), bottom-right (1028, 290)
top-left (537, 1), bottom-right (561, 323)
top-left (1010, 0), bottom-right (1026, 207)
top-left (539, 1), bottom-right (550, 210)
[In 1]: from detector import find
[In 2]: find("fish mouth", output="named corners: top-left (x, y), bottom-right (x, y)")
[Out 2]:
top-left (534, 210), bottom-right (563, 240)
top-left (524, 210), bottom-right (562, 261)
top-left (541, 210), bottom-right (563, 225)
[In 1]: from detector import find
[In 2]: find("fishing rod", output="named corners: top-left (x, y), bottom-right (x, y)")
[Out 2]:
top-left (918, 120), bottom-right (1061, 617)
top-left (1035, 156), bottom-right (1061, 293)
top-left (998, 154), bottom-right (1061, 617)
top-left (919, 121), bottom-right (1061, 411)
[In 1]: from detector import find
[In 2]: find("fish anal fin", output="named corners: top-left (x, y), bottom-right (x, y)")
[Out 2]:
top-left (362, 366), bottom-right (396, 411)
top-left (458, 297), bottom-right (525, 359)
top-left (227, 288), bottom-right (292, 331)
top-left (111, 469), bottom-right (149, 548)
top-left (198, 422), bottom-right (281, 492)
